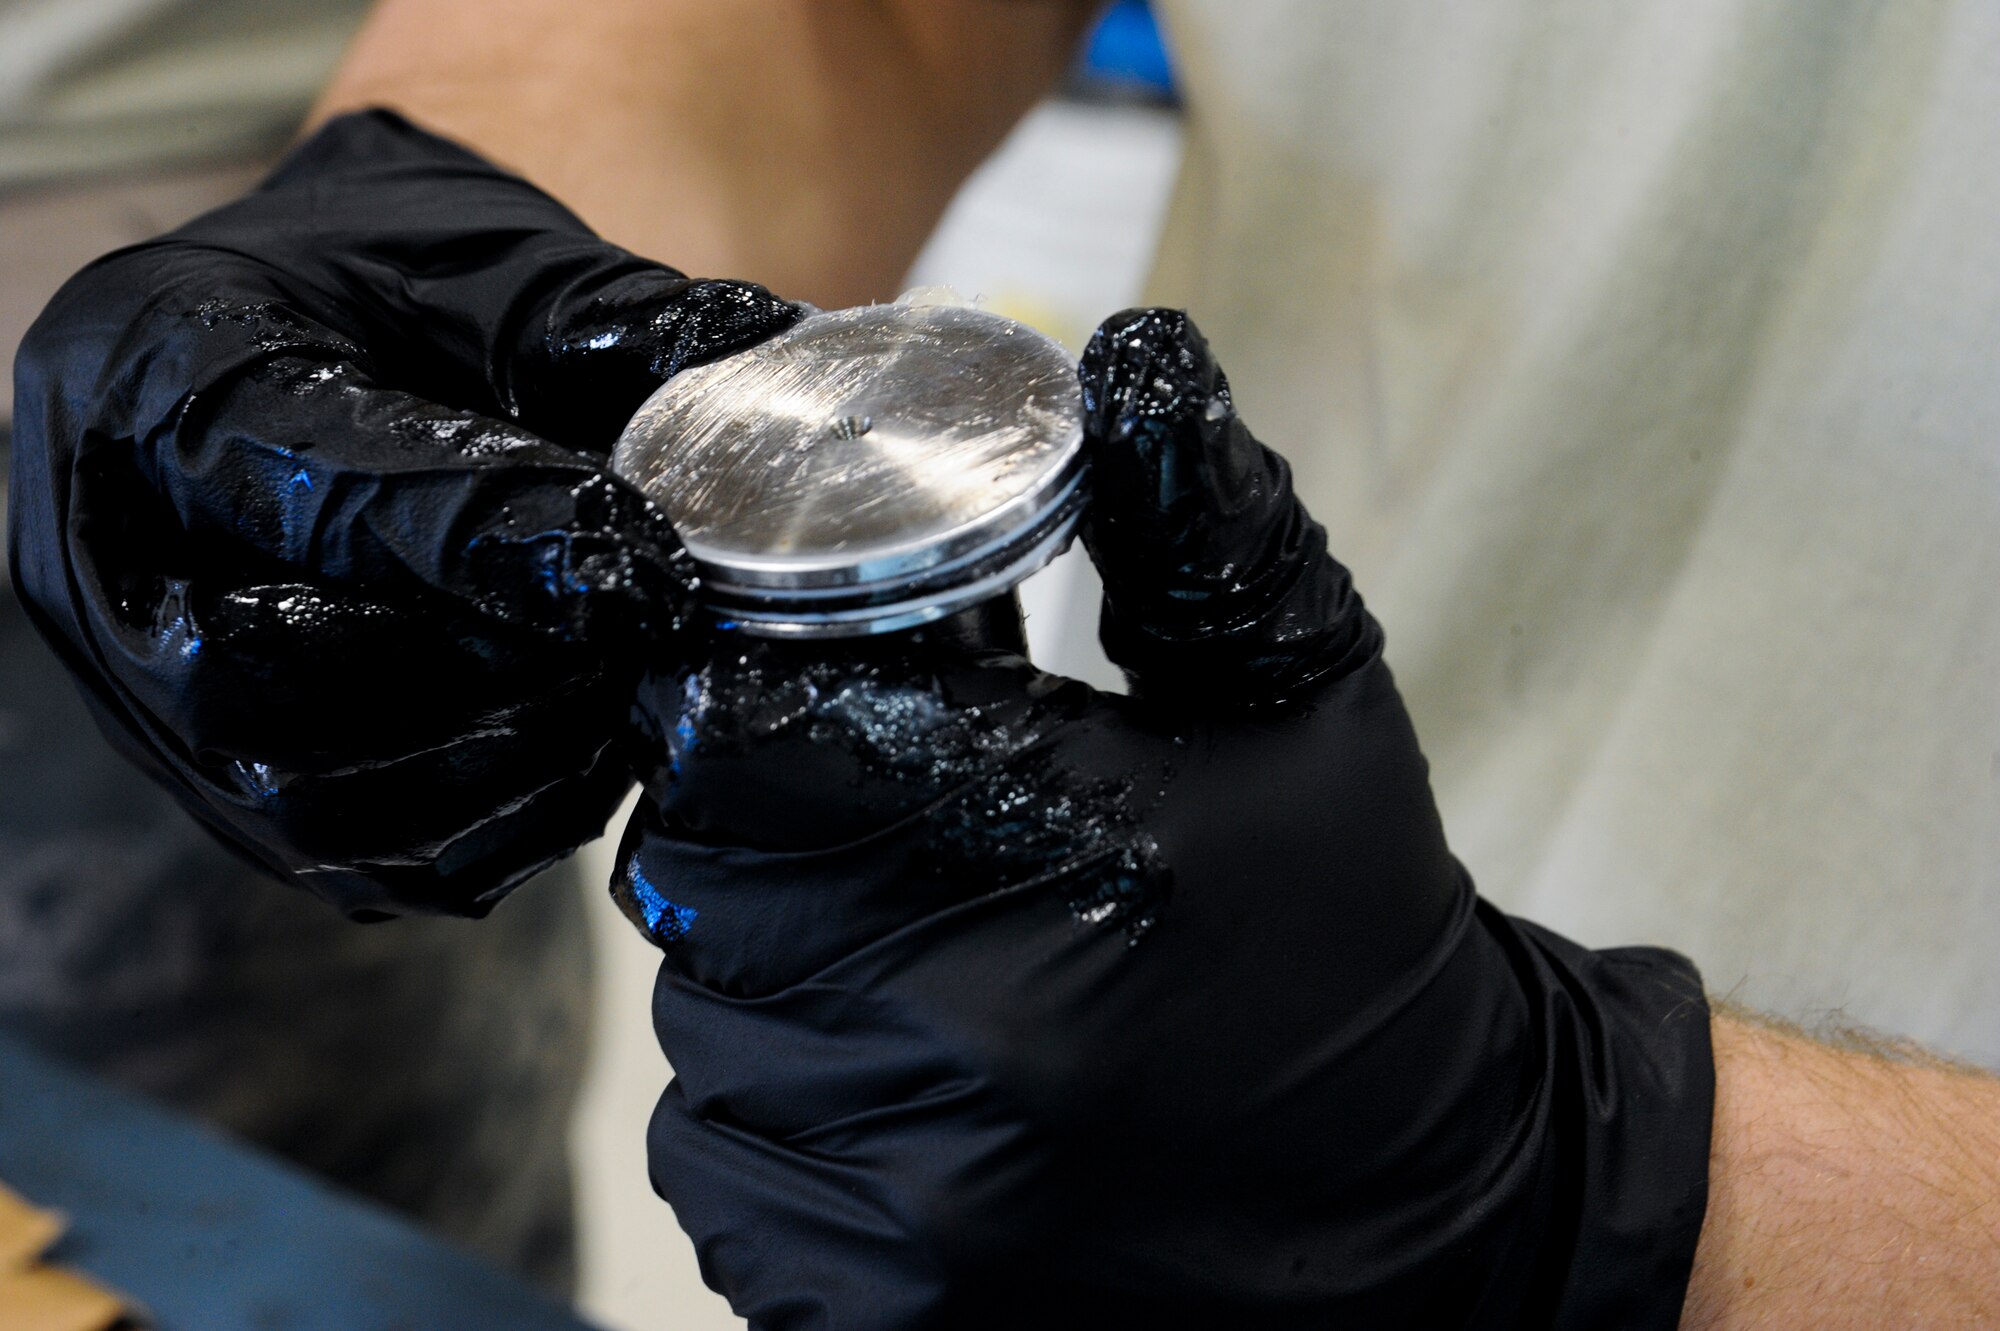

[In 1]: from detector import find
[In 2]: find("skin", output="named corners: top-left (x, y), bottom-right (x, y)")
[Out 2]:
top-left (310, 0), bottom-right (1100, 307)
top-left (314, 2), bottom-right (2000, 1322)
top-left (1687, 1012), bottom-right (2000, 1327)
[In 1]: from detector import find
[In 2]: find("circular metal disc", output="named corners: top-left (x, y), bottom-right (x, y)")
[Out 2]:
top-left (610, 302), bottom-right (1086, 636)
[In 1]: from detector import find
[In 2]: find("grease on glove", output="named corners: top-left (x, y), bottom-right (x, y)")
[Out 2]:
top-left (7, 110), bottom-right (799, 916)
top-left (617, 310), bottom-right (1715, 1329)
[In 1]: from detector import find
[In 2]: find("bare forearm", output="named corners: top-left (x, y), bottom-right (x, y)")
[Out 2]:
top-left (309, 0), bottom-right (1096, 306)
top-left (1684, 1010), bottom-right (2000, 1327)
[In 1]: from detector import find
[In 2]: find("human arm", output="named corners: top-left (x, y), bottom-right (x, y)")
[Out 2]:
top-left (1687, 1011), bottom-right (2000, 1328)
top-left (308, 0), bottom-right (1102, 307)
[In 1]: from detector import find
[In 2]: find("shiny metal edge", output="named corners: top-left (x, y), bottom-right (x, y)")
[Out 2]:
top-left (706, 481), bottom-right (1088, 638)
top-left (610, 304), bottom-right (1085, 590)
top-left (693, 461), bottom-right (1088, 603)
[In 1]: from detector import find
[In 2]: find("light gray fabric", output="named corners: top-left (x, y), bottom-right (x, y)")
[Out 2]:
top-left (0, 0), bottom-right (368, 189)
top-left (1139, 0), bottom-right (1999, 1063)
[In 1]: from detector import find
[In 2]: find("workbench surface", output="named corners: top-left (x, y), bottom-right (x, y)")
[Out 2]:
top-left (0, 1032), bottom-right (602, 1330)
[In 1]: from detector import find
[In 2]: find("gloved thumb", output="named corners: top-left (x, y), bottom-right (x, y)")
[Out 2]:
top-left (1078, 308), bottom-right (1379, 705)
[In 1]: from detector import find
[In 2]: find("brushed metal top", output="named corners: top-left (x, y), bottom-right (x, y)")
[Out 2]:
top-left (609, 302), bottom-right (1085, 595)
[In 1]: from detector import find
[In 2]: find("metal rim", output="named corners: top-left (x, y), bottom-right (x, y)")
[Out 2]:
top-left (703, 469), bottom-right (1088, 638)
top-left (611, 300), bottom-right (1087, 637)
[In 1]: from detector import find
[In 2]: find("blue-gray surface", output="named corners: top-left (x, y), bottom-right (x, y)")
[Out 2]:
top-left (0, 1032), bottom-right (602, 1330)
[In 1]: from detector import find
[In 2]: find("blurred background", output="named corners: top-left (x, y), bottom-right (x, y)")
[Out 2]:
top-left (10, 0), bottom-right (1997, 1326)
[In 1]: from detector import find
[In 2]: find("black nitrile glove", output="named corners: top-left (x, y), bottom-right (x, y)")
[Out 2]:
top-left (618, 311), bottom-right (1715, 1330)
top-left (8, 110), bottom-right (800, 918)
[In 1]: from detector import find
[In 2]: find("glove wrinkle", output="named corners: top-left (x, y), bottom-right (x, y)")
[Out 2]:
top-left (9, 109), bottom-right (793, 914)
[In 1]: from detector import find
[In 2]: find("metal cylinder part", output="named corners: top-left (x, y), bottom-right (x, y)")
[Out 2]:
top-left (610, 300), bottom-right (1087, 638)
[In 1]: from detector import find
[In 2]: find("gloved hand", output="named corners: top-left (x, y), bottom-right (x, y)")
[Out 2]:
top-left (7, 110), bottom-right (799, 917)
top-left (619, 311), bottom-right (1716, 1329)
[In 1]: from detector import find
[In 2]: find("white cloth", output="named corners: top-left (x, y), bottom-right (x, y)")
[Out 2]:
top-left (1138, 0), bottom-right (2000, 1063)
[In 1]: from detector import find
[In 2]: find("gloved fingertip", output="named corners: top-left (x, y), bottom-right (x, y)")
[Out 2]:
top-left (1077, 308), bottom-right (1381, 705)
top-left (643, 278), bottom-right (806, 380)
top-left (511, 469), bottom-right (700, 651)
top-left (1079, 307), bottom-right (1229, 440)
top-left (1078, 306), bottom-right (1269, 618)
top-left (522, 274), bottom-right (804, 448)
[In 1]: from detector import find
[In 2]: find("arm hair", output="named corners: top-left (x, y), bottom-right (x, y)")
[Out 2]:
top-left (1685, 1006), bottom-right (2000, 1327)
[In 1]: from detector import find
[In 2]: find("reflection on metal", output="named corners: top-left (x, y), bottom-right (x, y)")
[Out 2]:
top-left (612, 301), bottom-right (1087, 637)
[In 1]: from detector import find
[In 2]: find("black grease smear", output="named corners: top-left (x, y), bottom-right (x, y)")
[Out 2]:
top-left (163, 347), bottom-right (688, 654)
top-left (630, 630), bottom-right (1173, 944)
top-left (1079, 308), bottom-right (1381, 705)
top-left (524, 275), bottom-right (804, 450)
top-left (192, 298), bottom-right (356, 359)
top-left (8, 110), bottom-right (790, 917)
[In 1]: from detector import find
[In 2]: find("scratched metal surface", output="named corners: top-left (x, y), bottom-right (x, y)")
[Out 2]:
top-left (0, 1033), bottom-right (602, 1331)
top-left (612, 301), bottom-right (1084, 590)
